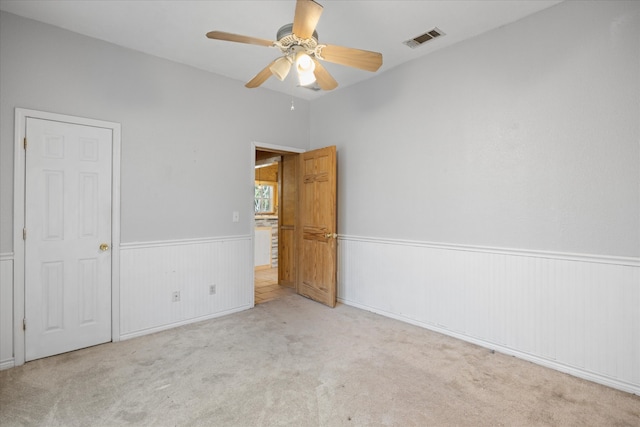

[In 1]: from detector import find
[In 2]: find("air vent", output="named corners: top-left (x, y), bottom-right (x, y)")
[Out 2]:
top-left (403, 28), bottom-right (444, 49)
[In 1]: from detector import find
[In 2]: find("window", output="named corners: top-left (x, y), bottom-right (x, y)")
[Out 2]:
top-left (255, 182), bottom-right (275, 214)
top-left (255, 161), bottom-right (278, 215)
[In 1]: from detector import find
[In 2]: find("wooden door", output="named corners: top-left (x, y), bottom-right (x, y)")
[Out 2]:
top-left (25, 117), bottom-right (112, 361)
top-left (297, 146), bottom-right (337, 307)
top-left (278, 154), bottom-right (297, 287)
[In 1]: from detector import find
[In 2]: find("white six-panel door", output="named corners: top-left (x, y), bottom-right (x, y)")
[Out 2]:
top-left (25, 117), bottom-right (113, 361)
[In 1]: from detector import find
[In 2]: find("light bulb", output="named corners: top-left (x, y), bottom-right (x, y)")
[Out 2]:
top-left (295, 52), bottom-right (316, 86)
top-left (296, 53), bottom-right (314, 73)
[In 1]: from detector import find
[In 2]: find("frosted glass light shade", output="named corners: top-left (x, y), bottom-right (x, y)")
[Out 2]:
top-left (270, 57), bottom-right (291, 81)
top-left (298, 70), bottom-right (316, 86)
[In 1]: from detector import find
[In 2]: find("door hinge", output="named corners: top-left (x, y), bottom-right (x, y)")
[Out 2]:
top-left (23, 137), bottom-right (27, 150)
top-left (23, 318), bottom-right (26, 331)
top-left (23, 228), bottom-right (26, 240)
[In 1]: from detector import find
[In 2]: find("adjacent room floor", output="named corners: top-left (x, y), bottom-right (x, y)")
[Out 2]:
top-left (254, 267), bottom-right (295, 305)
top-left (2, 293), bottom-right (639, 426)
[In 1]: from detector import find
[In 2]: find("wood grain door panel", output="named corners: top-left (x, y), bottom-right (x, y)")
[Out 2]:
top-left (297, 146), bottom-right (337, 307)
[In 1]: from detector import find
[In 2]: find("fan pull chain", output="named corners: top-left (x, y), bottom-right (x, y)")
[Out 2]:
top-left (290, 71), bottom-right (296, 111)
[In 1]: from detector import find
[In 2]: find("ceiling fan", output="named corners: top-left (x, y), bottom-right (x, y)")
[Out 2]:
top-left (206, 0), bottom-right (383, 91)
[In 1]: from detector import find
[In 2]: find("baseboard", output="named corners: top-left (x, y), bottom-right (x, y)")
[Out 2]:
top-left (119, 304), bottom-right (253, 341)
top-left (339, 297), bottom-right (640, 396)
top-left (0, 358), bottom-right (15, 370)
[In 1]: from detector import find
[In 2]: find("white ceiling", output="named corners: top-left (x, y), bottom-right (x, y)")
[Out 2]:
top-left (0, 0), bottom-right (562, 100)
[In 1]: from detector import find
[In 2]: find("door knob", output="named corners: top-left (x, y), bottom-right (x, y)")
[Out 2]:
top-left (325, 233), bottom-right (338, 239)
top-left (99, 243), bottom-right (110, 251)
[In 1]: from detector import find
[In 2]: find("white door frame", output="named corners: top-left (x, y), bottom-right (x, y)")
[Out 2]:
top-left (13, 108), bottom-right (121, 366)
top-left (250, 142), bottom-right (304, 306)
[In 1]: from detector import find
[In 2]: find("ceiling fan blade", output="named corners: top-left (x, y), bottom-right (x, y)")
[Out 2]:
top-left (245, 61), bottom-right (277, 88)
top-left (292, 0), bottom-right (323, 39)
top-left (206, 31), bottom-right (274, 47)
top-left (319, 44), bottom-right (383, 72)
top-left (312, 59), bottom-right (338, 91)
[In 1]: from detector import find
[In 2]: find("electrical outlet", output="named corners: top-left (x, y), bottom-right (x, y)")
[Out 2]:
top-left (172, 291), bottom-right (180, 302)
top-left (209, 285), bottom-right (216, 295)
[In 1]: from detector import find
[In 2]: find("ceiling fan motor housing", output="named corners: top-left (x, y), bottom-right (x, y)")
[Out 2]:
top-left (276, 23), bottom-right (319, 56)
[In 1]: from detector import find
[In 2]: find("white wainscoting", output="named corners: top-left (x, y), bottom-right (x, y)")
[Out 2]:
top-left (338, 236), bottom-right (640, 395)
top-left (0, 253), bottom-right (14, 369)
top-left (120, 236), bottom-right (254, 340)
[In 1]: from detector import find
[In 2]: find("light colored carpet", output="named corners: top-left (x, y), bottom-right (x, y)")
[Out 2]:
top-left (1, 294), bottom-right (638, 426)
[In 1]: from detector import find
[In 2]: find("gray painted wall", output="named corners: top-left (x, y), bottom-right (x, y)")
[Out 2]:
top-left (310, 0), bottom-right (640, 258)
top-left (0, 11), bottom-right (310, 253)
top-left (2, 1), bottom-right (639, 257)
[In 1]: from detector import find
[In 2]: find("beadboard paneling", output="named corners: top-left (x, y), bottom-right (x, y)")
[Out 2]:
top-left (120, 236), bottom-right (253, 339)
top-left (0, 254), bottom-right (14, 369)
top-left (338, 236), bottom-right (640, 395)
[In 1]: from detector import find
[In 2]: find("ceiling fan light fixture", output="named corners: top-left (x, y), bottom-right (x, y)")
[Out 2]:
top-left (295, 52), bottom-right (316, 86)
top-left (206, 0), bottom-right (383, 91)
top-left (270, 57), bottom-right (292, 81)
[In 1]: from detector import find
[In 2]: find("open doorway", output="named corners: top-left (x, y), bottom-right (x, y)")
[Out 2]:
top-left (253, 148), bottom-right (299, 304)
top-left (252, 142), bottom-right (339, 308)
